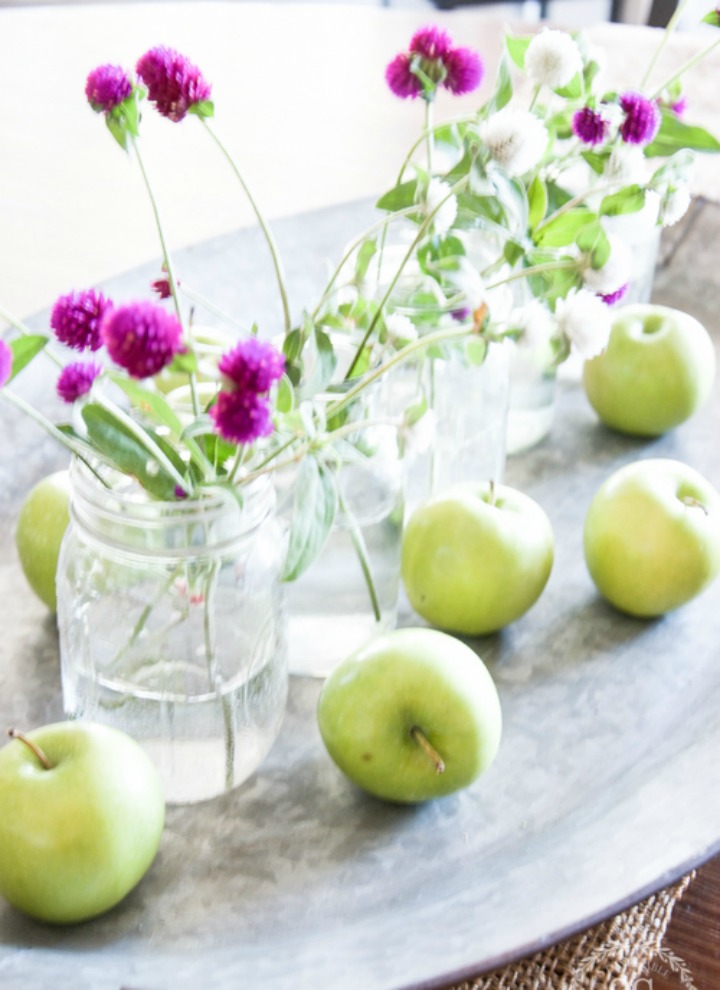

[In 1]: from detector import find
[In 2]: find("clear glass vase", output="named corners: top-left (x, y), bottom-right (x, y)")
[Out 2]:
top-left (380, 339), bottom-right (510, 514)
top-left (57, 459), bottom-right (288, 805)
top-left (277, 419), bottom-right (404, 680)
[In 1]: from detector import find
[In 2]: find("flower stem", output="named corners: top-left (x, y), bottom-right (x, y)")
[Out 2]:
top-left (650, 37), bottom-right (720, 100)
top-left (200, 118), bottom-right (291, 335)
top-left (311, 206), bottom-right (418, 321)
top-left (94, 392), bottom-right (189, 492)
top-left (2, 387), bottom-right (107, 484)
top-left (131, 136), bottom-right (201, 418)
top-left (487, 259), bottom-right (577, 289)
top-left (395, 111), bottom-right (476, 185)
top-left (344, 175), bottom-right (469, 381)
top-left (640, 0), bottom-right (694, 89)
top-left (425, 101), bottom-right (434, 174)
top-left (528, 83), bottom-right (541, 111)
top-left (337, 485), bottom-right (381, 623)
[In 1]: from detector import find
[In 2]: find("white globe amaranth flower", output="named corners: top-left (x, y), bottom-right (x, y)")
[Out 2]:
top-left (425, 178), bottom-right (458, 236)
top-left (658, 184), bottom-right (691, 227)
top-left (508, 300), bottom-right (553, 350)
top-left (554, 288), bottom-right (612, 359)
top-left (583, 235), bottom-right (634, 295)
top-left (525, 29), bottom-right (583, 90)
top-left (605, 145), bottom-right (647, 186)
top-left (480, 108), bottom-right (548, 178)
top-left (385, 312), bottom-right (418, 345)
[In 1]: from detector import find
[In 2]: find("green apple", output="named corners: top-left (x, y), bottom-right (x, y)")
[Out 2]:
top-left (15, 470), bottom-right (70, 611)
top-left (584, 458), bottom-right (720, 617)
top-left (317, 627), bottom-right (501, 803)
top-left (401, 481), bottom-right (554, 635)
top-left (583, 304), bottom-right (715, 437)
top-left (0, 721), bottom-right (165, 924)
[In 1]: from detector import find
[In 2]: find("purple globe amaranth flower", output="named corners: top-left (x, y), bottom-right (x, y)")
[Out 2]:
top-left (210, 390), bottom-right (274, 445)
top-left (385, 54), bottom-right (423, 99)
top-left (218, 339), bottom-right (285, 395)
top-left (409, 25), bottom-right (453, 60)
top-left (0, 339), bottom-right (12, 387)
top-left (670, 96), bottom-right (687, 117)
top-left (101, 301), bottom-right (184, 378)
top-left (136, 46), bottom-right (212, 122)
top-left (85, 64), bottom-right (133, 113)
top-left (151, 275), bottom-right (173, 300)
top-left (619, 92), bottom-right (661, 145)
top-left (386, 26), bottom-right (483, 101)
top-left (443, 47), bottom-right (484, 96)
top-left (51, 288), bottom-right (112, 352)
top-left (572, 107), bottom-right (609, 146)
top-left (56, 361), bottom-right (102, 403)
top-left (599, 283), bottom-right (629, 306)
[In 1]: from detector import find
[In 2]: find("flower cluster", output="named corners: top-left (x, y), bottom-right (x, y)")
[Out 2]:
top-left (211, 339), bottom-right (285, 444)
top-left (366, 15), bottom-right (719, 372)
top-left (385, 26), bottom-right (484, 101)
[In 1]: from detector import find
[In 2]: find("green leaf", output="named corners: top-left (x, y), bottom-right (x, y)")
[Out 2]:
top-left (649, 149), bottom-right (695, 188)
top-left (535, 208), bottom-right (595, 247)
top-left (283, 327), bottom-right (304, 364)
top-left (505, 32), bottom-right (531, 69)
top-left (354, 240), bottom-right (377, 284)
top-left (702, 9), bottom-right (720, 25)
top-left (81, 403), bottom-right (181, 500)
top-left (8, 336), bottom-right (48, 381)
top-left (599, 184), bottom-right (646, 216)
top-left (109, 375), bottom-right (185, 438)
top-left (554, 72), bottom-right (583, 100)
top-left (312, 324), bottom-right (337, 391)
top-left (486, 54), bottom-right (513, 114)
top-left (188, 100), bottom-right (215, 119)
top-left (645, 108), bottom-right (720, 156)
top-left (582, 149), bottom-right (610, 175)
top-left (276, 375), bottom-right (294, 414)
top-left (583, 59), bottom-right (601, 92)
top-left (282, 456), bottom-right (338, 581)
top-left (576, 221), bottom-right (611, 269)
top-left (376, 179), bottom-right (418, 212)
top-left (167, 350), bottom-right (199, 375)
top-left (465, 338), bottom-right (488, 367)
top-left (105, 114), bottom-right (130, 151)
top-left (527, 174), bottom-right (548, 231)
top-left (503, 239), bottom-right (525, 265)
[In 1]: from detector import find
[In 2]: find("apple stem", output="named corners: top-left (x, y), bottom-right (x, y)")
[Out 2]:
top-left (7, 728), bottom-right (53, 770)
top-left (410, 726), bottom-right (446, 774)
top-left (680, 496), bottom-right (708, 515)
top-left (488, 479), bottom-right (496, 506)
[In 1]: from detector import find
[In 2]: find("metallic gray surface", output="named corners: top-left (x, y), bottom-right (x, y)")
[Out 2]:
top-left (0, 200), bottom-right (719, 990)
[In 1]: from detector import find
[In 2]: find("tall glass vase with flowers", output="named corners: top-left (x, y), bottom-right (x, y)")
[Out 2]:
top-left (363, 12), bottom-right (720, 456)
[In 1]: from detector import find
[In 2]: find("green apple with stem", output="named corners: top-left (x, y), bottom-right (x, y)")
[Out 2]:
top-left (317, 627), bottom-right (502, 803)
top-left (0, 721), bottom-right (165, 924)
top-left (401, 481), bottom-right (554, 636)
top-left (583, 304), bottom-right (715, 437)
top-left (15, 469), bottom-right (70, 612)
top-left (584, 458), bottom-right (720, 617)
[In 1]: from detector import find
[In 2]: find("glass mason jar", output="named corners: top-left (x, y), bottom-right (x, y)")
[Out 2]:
top-left (277, 416), bottom-right (404, 680)
top-left (57, 459), bottom-right (288, 805)
top-left (380, 338), bottom-right (510, 514)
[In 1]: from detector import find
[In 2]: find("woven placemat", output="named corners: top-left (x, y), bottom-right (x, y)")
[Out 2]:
top-left (449, 873), bottom-right (694, 990)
